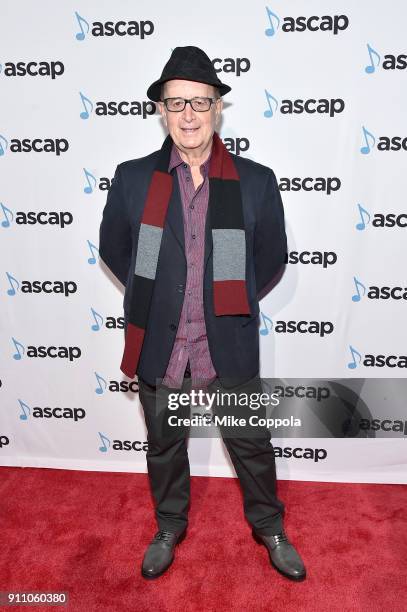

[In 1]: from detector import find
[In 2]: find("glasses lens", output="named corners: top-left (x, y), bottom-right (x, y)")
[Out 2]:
top-left (166, 98), bottom-right (185, 111)
top-left (191, 97), bottom-right (211, 111)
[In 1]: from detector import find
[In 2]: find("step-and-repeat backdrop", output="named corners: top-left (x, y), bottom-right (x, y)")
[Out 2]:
top-left (1, 1), bottom-right (406, 484)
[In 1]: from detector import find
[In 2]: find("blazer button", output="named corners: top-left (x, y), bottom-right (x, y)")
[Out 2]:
top-left (170, 323), bottom-right (177, 331)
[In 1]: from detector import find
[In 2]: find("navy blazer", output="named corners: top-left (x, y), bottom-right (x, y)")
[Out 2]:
top-left (99, 146), bottom-right (287, 387)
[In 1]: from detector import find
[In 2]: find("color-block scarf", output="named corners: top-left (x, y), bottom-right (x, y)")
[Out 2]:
top-left (120, 131), bottom-right (250, 379)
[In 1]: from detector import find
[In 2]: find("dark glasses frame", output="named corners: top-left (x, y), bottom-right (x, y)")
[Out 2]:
top-left (162, 97), bottom-right (217, 112)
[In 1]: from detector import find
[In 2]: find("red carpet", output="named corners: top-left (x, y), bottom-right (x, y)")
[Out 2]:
top-left (0, 466), bottom-right (406, 611)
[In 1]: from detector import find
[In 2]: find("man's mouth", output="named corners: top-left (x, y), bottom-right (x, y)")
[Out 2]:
top-left (181, 127), bottom-right (199, 133)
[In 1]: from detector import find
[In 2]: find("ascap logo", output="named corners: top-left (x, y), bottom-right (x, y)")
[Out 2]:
top-left (12, 338), bottom-right (81, 362)
top-left (259, 315), bottom-right (334, 337)
top-left (264, 7), bottom-right (349, 37)
top-left (352, 277), bottom-right (407, 302)
top-left (365, 44), bottom-right (407, 74)
top-left (359, 418), bottom-right (407, 436)
top-left (263, 91), bottom-right (345, 118)
top-left (212, 57), bottom-right (251, 76)
top-left (83, 169), bottom-right (109, 193)
top-left (89, 308), bottom-right (124, 331)
top-left (74, 12), bottom-right (154, 40)
top-left (98, 432), bottom-right (149, 453)
top-left (0, 205), bottom-right (73, 228)
top-left (272, 385), bottom-right (330, 402)
top-left (274, 446), bottom-right (328, 462)
top-left (0, 136), bottom-right (69, 156)
top-left (279, 176), bottom-right (341, 195)
top-left (355, 204), bottom-right (407, 230)
top-left (84, 172), bottom-right (126, 193)
top-left (0, 61), bottom-right (64, 79)
top-left (6, 274), bottom-right (77, 297)
top-left (18, 400), bottom-right (86, 422)
top-left (78, 92), bottom-right (156, 119)
top-left (285, 250), bottom-right (337, 268)
top-left (348, 345), bottom-right (407, 369)
top-left (360, 126), bottom-right (407, 154)
top-left (94, 372), bottom-right (139, 395)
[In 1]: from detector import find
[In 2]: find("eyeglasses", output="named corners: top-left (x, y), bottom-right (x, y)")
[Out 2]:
top-left (162, 97), bottom-right (217, 112)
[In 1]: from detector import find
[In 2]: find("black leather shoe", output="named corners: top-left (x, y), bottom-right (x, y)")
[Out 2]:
top-left (141, 529), bottom-right (186, 579)
top-left (252, 529), bottom-right (306, 581)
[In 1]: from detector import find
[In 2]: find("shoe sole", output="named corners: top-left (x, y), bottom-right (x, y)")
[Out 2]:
top-left (141, 529), bottom-right (187, 580)
top-left (252, 530), bottom-right (306, 582)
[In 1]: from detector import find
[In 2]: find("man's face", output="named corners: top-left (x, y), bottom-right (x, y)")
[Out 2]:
top-left (158, 79), bottom-right (223, 155)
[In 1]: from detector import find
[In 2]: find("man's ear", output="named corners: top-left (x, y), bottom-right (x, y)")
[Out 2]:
top-left (157, 101), bottom-right (168, 127)
top-left (215, 98), bottom-right (223, 124)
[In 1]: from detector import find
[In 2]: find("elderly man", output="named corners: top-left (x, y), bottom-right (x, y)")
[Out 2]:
top-left (99, 46), bottom-right (305, 581)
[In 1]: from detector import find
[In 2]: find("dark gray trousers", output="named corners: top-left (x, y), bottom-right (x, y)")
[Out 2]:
top-left (138, 369), bottom-right (285, 536)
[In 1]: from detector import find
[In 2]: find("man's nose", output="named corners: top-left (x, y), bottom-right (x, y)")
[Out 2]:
top-left (182, 101), bottom-right (195, 121)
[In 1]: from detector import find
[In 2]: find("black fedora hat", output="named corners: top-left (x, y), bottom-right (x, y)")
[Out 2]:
top-left (146, 46), bottom-right (232, 102)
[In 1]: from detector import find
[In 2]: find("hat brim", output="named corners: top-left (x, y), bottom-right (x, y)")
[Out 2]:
top-left (147, 76), bottom-right (231, 102)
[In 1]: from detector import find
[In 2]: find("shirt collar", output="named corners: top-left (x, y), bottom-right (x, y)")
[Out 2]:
top-left (168, 141), bottom-right (212, 175)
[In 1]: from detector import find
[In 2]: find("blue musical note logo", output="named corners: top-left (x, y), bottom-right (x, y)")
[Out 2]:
top-left (365, 43), bottom-right (381, 74)
top-left (83, 168), bottom-right (97, 194)
top-left (6, 272), bottom-right (19, 296)
top-left (95, 372), bottom-right (107, 395)
top-left (265, 6), bottom-right (280, 36)
top-left (259, 312), bottom-right (273, 336)
top-left (0, 203), bottom-right (13, 227)
top-left (0, 134), bottom-right (9, 156)
top-left (347, 345), bottom-right (362, 369)
top-left (87, 240), bottom-right (99, 264)
top-left (352, 276), bottom-right (366, 302)
top-left (360, 126), bottom-right (375, 154)
top-left (90, 307), bottom-right (103, 331)
top-left (18, 399), bottom-right (30, 421)
top-left (75, 11), bottom-right (90, 41)
top-left (98, 432), bottom-right (111, 452)
top-left (264, 90), bottom-right (278, 118)
top-left (79, 91), bottom-right (93, 119)
top-left (12, 337), bottom-right (25, 360)
top-left (355, 203), bottom-right (371, 231)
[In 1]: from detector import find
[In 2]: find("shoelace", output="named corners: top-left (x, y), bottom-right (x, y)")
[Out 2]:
top-left (154, 530), bottom-right (176, 543)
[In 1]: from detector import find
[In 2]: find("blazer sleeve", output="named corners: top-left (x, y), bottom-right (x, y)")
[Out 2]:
top-left (99, 164), bottom-right (133, 287)
top-left (254, 169), bottom-right (287, 296)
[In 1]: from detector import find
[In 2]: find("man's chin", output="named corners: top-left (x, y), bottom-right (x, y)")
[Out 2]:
top-left (177, 138), bottom-right (204, 150)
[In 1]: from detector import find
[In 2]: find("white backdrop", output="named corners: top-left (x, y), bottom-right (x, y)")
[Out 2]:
top-left (1, 0), bottom-right (406, 484)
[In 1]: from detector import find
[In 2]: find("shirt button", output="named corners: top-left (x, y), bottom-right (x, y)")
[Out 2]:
top-left (186, 176), bottom-right (191, 182)
top-left (183, 163), bottom-right (188, 169)
top-left (191, 234), bottom-right (196, 239)
top-left (190, 204), bottom-right (194, 210)
top-left (187, 319), bottom-right (191, 324)
top-left (188, 291), bottom-right (192, 296)
top-left (169, 323), bottom-right (177, 331)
